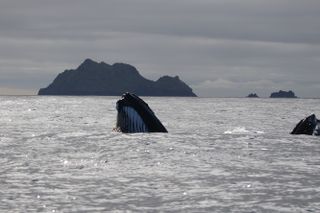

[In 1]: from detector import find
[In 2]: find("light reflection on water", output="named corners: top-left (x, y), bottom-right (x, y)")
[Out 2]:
top-left (0, 96), bottom-right (319, 212)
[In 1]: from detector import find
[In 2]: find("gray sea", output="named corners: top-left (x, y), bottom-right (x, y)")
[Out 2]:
top-left (0, 96), bottom-right (319, 212)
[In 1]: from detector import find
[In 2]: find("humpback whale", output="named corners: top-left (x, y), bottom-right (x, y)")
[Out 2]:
top-left (116, 93), bottom-right (168, 133)
top-left (291, 114), bottom-right (320, 136)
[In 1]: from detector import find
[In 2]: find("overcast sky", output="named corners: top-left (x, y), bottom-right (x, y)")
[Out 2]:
top-left (0, 0), bottom-right (319, 97)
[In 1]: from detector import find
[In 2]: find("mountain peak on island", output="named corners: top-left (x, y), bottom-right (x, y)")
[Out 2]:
top-left (157, 75), bottom-right (180, 81)
top-left (77, 58), bottom-right (105, 71)
top-left (79, 58), bottom-right (99, 66)
top-left (38, 59), bottom-right (197, 97)
top-left (83, 58), bottom-right (97, 65)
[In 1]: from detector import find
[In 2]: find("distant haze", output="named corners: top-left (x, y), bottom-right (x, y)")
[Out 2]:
top-left (1, 0), bottom-right (319, 97)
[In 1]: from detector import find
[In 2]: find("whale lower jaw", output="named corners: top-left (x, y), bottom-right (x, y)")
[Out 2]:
top-left (117, 106), bottom-right (149, 133)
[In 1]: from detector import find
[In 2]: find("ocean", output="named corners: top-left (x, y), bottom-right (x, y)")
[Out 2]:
top-left (0, 96), bottom-right (319, 212)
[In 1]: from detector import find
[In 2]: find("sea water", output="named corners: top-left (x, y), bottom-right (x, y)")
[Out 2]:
top-left (0, 96), bottom-right (319, 212)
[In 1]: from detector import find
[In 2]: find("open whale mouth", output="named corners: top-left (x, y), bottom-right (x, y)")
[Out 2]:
top-left (116, 93), bottom-right (168, 133)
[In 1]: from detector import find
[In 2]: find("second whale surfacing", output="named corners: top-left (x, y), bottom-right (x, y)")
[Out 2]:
top-left (291, 114), bottom-right (320, 136)
top-left (116, 93), bottom-right (168, 133)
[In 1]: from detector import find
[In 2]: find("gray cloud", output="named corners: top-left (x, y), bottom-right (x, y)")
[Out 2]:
top-left (0, 0), bottom-right (319, 97)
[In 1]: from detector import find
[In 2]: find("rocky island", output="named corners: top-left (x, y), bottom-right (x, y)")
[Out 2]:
top-left (247, 93), bottom-right (259, 98)
top-left (270, 90), bottom-right (297, 98)
top-left (38, 59), bottom-right (197, 97)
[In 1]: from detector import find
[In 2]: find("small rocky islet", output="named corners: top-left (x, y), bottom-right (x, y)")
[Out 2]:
top-left (270, 90), bottom-right (297, 98)
top-left (247, 93), bottom-right (259, 98)
top-left (245, 90), bottom-right (298, 98)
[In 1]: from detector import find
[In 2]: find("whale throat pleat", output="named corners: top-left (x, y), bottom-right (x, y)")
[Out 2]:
top-left (123, 106), bottom-right (148, 133)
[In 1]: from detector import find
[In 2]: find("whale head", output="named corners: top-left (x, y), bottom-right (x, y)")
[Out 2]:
top-left (291, 114), bottom-right (320, 136)
top-left (116, 93), bottom-right (168, 133)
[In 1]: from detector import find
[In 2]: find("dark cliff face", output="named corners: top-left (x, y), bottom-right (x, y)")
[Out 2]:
top-left (270, 90), bottom-right (297, 98)
top-left (38, 59), bottom-right (197, 97)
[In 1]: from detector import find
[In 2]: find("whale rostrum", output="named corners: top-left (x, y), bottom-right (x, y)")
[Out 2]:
top-left (116, 93), bottom-right (168, 133)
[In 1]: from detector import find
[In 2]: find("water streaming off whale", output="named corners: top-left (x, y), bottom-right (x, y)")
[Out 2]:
top-left (0, 96), bottom-right (319, 212)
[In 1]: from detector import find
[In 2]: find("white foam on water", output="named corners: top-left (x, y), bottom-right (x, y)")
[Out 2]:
top-left (224, 127), bottom-right (265, 135)
top-left (224, 127), bottom-right (250, 134)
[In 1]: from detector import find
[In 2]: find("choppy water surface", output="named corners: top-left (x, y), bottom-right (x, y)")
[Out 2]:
top-left (0, 96), bottom-right (319, 212)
